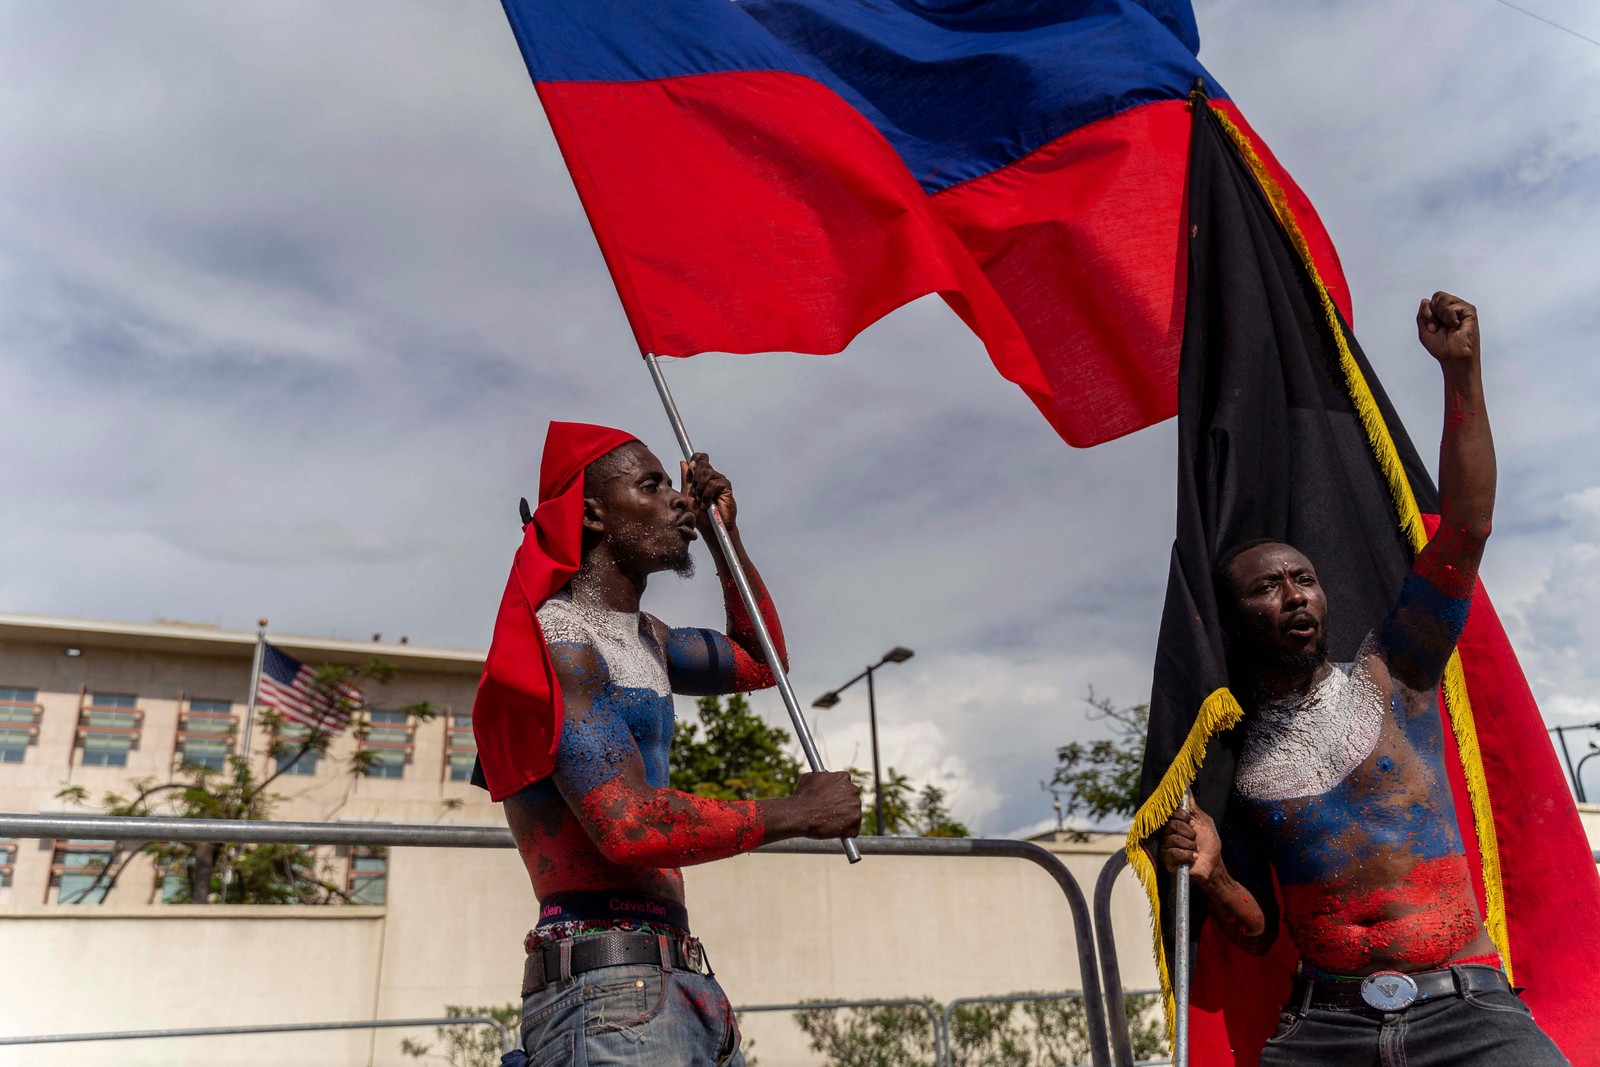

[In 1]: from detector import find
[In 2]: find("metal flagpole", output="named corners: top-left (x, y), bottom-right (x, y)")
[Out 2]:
top-left (221, 619), bottom-right (269, 904)
top-left (644, 354), bottom-right (862, 864)
top-left (1173, 789), bottom-right (1193, 1067)
top-left (241, 619), bottom-right (268, 764)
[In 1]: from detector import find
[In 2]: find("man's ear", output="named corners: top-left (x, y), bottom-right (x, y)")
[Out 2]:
top-left (581, 495), bottom-right (606, 537)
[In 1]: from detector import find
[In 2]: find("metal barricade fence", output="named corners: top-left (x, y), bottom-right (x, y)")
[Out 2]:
top-left (0, 1016), bottom-right (513, 1053)
top-left (0, 815), bottom-right (1112, 1067)
top-left (1093, 848), bottom-right (1139, 1067)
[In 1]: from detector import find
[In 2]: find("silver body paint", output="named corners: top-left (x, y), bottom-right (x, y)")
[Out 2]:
top-left (1235, 636), bottom-right (1385, 802)
top-left (538, 590), bottom-right (671, 697)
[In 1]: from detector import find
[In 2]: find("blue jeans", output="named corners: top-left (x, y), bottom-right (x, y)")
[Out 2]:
top-left (515, 962), bottom-right (746, 1067)
top-left (1258, 990), bottom-right (1569, 1067)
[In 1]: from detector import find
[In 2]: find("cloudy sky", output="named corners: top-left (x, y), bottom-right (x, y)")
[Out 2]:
top-left (3, 1), bottom-right (1598, 835)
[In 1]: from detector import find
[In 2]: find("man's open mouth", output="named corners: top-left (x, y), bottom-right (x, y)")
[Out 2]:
top-left (1282, 613), bottom-right (1317, 638)
top-left (673, 519), bottom-right (698, 541)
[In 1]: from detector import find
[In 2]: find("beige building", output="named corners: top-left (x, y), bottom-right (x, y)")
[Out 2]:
top-left (0, 610), bottom-right (496, 907)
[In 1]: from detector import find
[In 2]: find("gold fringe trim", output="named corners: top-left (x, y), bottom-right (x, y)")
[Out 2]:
top-left (1124, 687), bottom-right (1245, 1046)
top-left (1210, 106), bottom-right (1512, 977)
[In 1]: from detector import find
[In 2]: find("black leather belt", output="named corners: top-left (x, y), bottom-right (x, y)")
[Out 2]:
top-left (522, 931), bottom-right (710, 996)
top-left (1290, 964), bottom-right (1511, 1012)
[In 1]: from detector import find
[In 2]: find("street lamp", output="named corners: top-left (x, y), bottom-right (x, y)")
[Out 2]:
top-left (812, 647), bottom-right (915, 836)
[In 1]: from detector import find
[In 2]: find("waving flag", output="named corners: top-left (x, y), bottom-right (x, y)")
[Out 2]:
top-left (258, 643), bottom-right (360, 732)
top-left (501, 0), bottom-right (1345, 446)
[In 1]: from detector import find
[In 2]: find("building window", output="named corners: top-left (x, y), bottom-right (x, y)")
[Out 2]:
top-left (272, 722), bottom-right (321, 777)
top-left (81, 733), bottom-right (133, 767)
top-left (78, 694), bottom-right (141, 767)
top-left (177, 699), bottom-right (236, 771)
top-left (0, 688), bottom-right (41, 764)
top-left (358, 709), bottom-right (414, 780)
top-left (347, 848), bottom-right (388, 905)
top-left (276, 749), bottom-right (320, 776)
top-left (448, 752), bottom-right (476, 782)
top-left (51, 841), bottom-right (116, 904)
top-left (446, 709), bottom-right (476, 782)
top-left (365, 748), bottom-right (406, 779)
top-left (180, 738), bottom-right (231, 771)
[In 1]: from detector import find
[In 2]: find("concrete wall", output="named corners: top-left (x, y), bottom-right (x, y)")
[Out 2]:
top-left (0, 838), bottom-right (1151, 1067)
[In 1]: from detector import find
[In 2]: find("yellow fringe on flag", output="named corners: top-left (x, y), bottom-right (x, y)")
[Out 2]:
top-left (1125, 104), bottom-right (1513, 1045)
top-left (1124, 687), bottom-right (1245, 1045)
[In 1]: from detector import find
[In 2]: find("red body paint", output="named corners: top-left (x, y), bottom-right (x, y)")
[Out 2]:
top-left (722, 574), bottom-right (787, 691)
top-left (1281, 854), bottom-right (1485, 974)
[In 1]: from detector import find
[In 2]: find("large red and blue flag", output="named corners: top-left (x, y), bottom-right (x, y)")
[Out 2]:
top-left (502, 0), bottom-right (1345, 447)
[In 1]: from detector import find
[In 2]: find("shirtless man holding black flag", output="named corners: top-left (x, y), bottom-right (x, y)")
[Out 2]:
top-left (1161, 294), bottom-right (1569, 1064)
top-left (472, 422), bottom-right (860, 1066)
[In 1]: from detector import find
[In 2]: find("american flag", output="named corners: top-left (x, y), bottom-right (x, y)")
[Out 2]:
top-left (258, 642), bottom-right (361, 730)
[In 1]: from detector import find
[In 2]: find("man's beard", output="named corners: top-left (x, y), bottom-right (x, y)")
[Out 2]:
top-left (667, 545), bottom-right (695, 578)
top-left (1264, 631), bottom-right (1329, 675)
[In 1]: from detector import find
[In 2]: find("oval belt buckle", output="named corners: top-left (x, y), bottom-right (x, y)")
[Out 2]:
top-left (1360, 970), bottom-right (1420, 1011)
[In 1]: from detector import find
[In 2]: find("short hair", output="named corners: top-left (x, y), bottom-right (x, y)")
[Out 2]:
top-left (1212, 537), bottom-right (1291, 599)
top-left (583, 444), bottom-right (638, 499)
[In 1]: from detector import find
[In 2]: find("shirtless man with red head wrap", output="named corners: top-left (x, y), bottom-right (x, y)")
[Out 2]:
top-left (473, 425), bottom-right (860, 1067)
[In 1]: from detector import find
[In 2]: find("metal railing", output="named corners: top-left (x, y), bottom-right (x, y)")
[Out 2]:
top-left (1094, 848), bottom-right (1139, 1067)
top-left (0, 815), bottom-right (1112, 1067)
top-left (0, 1016), bottom-right (512, 1053)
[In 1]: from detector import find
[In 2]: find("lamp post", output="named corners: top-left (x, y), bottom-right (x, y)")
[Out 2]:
top-left (813, 647), bottom-right (914, 836)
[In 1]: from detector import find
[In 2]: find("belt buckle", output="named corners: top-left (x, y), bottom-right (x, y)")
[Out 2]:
top-left (682, 938), bottom-right (704, 974)
top-left (1360, 971), bottom-right (1419, 1011)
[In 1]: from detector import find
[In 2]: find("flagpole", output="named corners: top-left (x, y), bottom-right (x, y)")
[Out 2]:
top-left (241, 619), bottom-right (268, 765)
top-left (644, 353), bottom-right (861, 864)
top-left (1173, 789), bottom-right (1193, 1067)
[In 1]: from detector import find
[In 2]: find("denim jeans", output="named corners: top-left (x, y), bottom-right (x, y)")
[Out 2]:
top-left (1258, 989), bottom-right (1570, 1067)
top-left (516, 962), bottom-right (745, 1067)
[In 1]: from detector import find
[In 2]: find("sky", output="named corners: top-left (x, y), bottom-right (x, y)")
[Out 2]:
top-left (3, 1), bottom-right (1599, 836)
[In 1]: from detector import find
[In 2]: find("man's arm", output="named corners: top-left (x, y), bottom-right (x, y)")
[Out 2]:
top-left (1381, 292), bottom-right (1495, 691)
top-left (1160, 801), bottom-right (1278, 955)
top-left (661, 452), bottom-right (789, 695)
top-left (550, 642), bottom-right (859, 868)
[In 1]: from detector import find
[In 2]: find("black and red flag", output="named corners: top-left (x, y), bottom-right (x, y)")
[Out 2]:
top-left (1127, 94), bottom-right (1600, 1065)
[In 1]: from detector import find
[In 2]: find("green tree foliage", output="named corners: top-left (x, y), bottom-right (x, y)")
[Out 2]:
top-left (670, 694), bottom-right (801, 800)
top-left (852, 767), bottom-right (971, 838)
top-left (794, 992), bottom-right (1166, 1067)
top-left (1049, 691), bottom-right (1148, 838)
top-left (54, 657), bottom-right (435, 905)
top-left (399, 1003), bottom-right (520, 1067)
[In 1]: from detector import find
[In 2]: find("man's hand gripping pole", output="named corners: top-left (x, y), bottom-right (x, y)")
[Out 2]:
top-left (644, 353), bottom-right (862, 864)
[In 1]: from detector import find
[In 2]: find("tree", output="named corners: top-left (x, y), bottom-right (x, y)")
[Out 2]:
top-left (794, 992), bottom-right (1166, 1066)
top-left (852, 767), bottom-right (971, 838)
top-left (400, 1003), bottom-right (520, 1067)
top-left (54, 657), bottom-right (435, 905)
top-left (1048, 691), bottom-right (1148, 839)
top-left (670, 693), bottom-right (801, 800)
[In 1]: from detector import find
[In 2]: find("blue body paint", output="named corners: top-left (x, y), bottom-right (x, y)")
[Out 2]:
top-left (1241, 574), bottom-right (1475, 887)
top-left (664, 627), bottom-right (744, 696)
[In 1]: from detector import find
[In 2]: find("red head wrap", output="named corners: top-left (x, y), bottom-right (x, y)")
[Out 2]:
top-left (471, 421), bottom-right (639, 800)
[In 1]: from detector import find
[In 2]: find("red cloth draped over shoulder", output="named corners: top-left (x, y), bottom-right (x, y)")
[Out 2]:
top-left (472, 421), bottom-right (638, 801)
